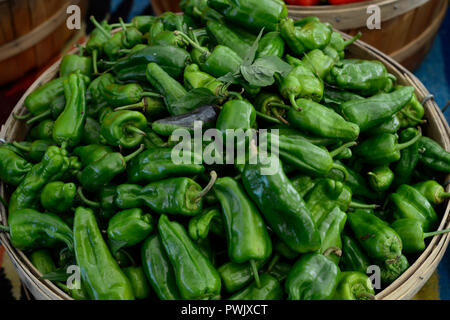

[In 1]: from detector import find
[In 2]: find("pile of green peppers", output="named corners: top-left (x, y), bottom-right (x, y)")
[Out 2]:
top-left (1, 0), bottom-right (450, 301)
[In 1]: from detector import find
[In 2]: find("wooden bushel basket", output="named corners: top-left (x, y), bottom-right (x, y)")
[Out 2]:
top-left (0, 29), bottom-right (449, 300)
top-left (288, 0), bottom-right (448, 71)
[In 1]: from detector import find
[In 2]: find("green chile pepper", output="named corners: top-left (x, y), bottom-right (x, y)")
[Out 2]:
top-left (206, 20), bottom-right (251, 58)
top-left (141, 234), bottom-right (181, 300)
top-left (229, 273), bottom-right (283, 300)
top-left (74, 207), bottom-right (134, 300)
top-left (60, 54), bottom-right (93, 78)
top-left (101, 83), bottom-right (161, 108)
top-left (302, 49), bottom-right (335, 79)
top-left (30, 249), bottom-right (56, 275)
top-left (334, 271), bottom-right (375, 300)
top-left (287, 99), bottom-right (360, 141)
top-left (100, 110), bottom-right (148, 148)
top-left (397, 91), bottom-right (425, 128)
top-left (188, 207), bottom-right (224, 240)
top-left (218, 259), bottom-right (268, 293)
top-left (392, 128), bottom-right (420, 189)
top-left (0, 146), bottom-right (32, 186)
top-left (367, 165), bottom-right (394, 192)
top-left (390, 184), bottom-right (438, 232)
top-left (417, 136), bottom-right (450, 173)
top-left (184, 63), bottom-right (225, 96)
top-left (286, 253), bottom-right (340, 300)
top-left (127, 147), bottom-right (204, 184)
top-left (40, 181), bottom-right (76, 214)
top-left (340, 234), bottom-right (370, 274)
top-left (28, 119), bottom-right (54, 140)
top-left (290, 175), bottom-right (317, 198)
top-left (123, 266), bottom-right (151, 299)
top-left (242, 153), bottom-right (321, 253)
top-left (413, 180), bottom-right (450, 206)
top-left (12, 140), bottom-right (55, 163)
top-left (379, 255), bottom-right (409, 285)
top-left (24, 77), bottom-right (66, 116)
top-left (317, 206), bottom-right (347, 264)
top-left (256, 31), bottom-right (285, 59)
top-left (73, 144), bottom-right (113, 167)
top-left (347, 210), bottom-right (402, 262)
top-left (340, 86), bottom-right (415, 131)
top-left (107, 208), bottom-right (153, 248)
top-left (52, 73), bottom-right (87, 148)
top-left (365, 114), bottom-right (401, 136)
top-left (158, 214), bottom-right (221, 299)
top-left (216, 99), bottom-right (256, 132)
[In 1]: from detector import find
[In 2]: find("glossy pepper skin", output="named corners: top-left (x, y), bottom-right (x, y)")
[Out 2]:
top-left (340, 234), bottom-right (370, 274)
top-left (278, 60), bottom-right (324, 106)
top-left (9, 146), bottom-right (70, 214)
top-left (390, 184), bottom-right (438, 232)
top-left (73, 144), bottom-right (113, 167)
top-left (414, 180), bottom-right (450, 206)
top-left (0, 147), bottom-right (32, 186)
top-left (146, 62), bottom-right (189, 115)
top-left (7, 209), bottom-right (73, 251)
top-left (188, 207), bottom-right (224, 240)
top-left (380, 255), bottom-right (409, 285)
top-left (101, 83), bottom-right (160, 108)
top-left (208, 0), bottom-right (287, 32)
top-left (141, 234), bottom-right (181, 300)
top-left (287, 99), bottom-right (360, 141)
top-left (206, 20), bottom-right (250, 58)
top-left (354, 131), bottom-right (422, 165)
top-left (326, 59), bottom-right (395, 96)
top-left (115, 177), bottom-right (204, 216)
top-left (107, 208), bottom-right (153, 248)
top-left (334, 271), bottom-right (375, 300)
top-left (397, 91), bottom-right (425, 128)
top-left (256, 31), bottom-right (285, 59)
top-left (392, 128), bottom-right (420, 189)
top-left (100, 110), bottom-right (148, 148)
top-left (347, 210), bottom-right (402, 262)
top-left (30, 249), bottom-right (56, 275)
top-left (218, 259), bottom-right (268, 293)
top-left (368, 165), bottom-right (394, 192)
top-left (78, 145), bottom-right (144, 192)
top-left (214, 177), bottom-right (272, 263)
top-left (229, 274), bottom-right (283, 300)
top-left (158, 214), bottom-right (221, 299)
top-left (24, 77), bottom-right (66, 116)
top-left (216, 99), bottom-right (256, 132)
top-left (279, 18), bottom-right (331, 55)
top-left (52, 73), bottom-right (87, 148)
top-left (40, 181), bottom-right (76, 214)
top-left (184, 64), bottom-right (224, 96)
top-left (340, 86), bottom-right (415, 131)
top-left (112, 45), bottom-right (191, 79)
top-left (317, 207), bottom-right (347, 264)
top-left (86, 73), bottom-right (114, 116)
top-left (127, 147), bottom-right (204, 184)
top-left (29, 119), bottom-right (54, 140)
top-left (12, 140), bottom-right (54, 163)
top-left (417, 136), bottom-right (450, 173)
top-left (365, 114), bottom-right (401, 136)
top-left (241, 153), bottom-right (321, 253)
top-left (82, 116), bottom-right (101, 145)
top-left (122, 266), bottom-right (151, 299)
top-left (286, 253), bottom-right (340, 300)
top-left (74, 207), bottom-right (134, 300)
top-left (301, 49), bottom-right (335, 79)
top-left (60, 54), bottom-right (93, 78)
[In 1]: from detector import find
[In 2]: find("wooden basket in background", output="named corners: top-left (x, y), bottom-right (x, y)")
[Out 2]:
top-left (0, 0), bottom-right (88, 87)
top-left (0, 28), bottom-right (449, 300)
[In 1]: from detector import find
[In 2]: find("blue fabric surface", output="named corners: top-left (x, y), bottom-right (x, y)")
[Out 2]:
top-left (414, 8), bottom-right (449, 300)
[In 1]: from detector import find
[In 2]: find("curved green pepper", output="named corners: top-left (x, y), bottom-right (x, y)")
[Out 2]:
top-left (218, 259), bottom-right (268, 293)
top-left (334, 271), bottom-right (375, 300)
top-left (60, 54), bottom-right (93, 78)
top-left (380, 255), bottom-right (409, 285)
top-left (40, 181), bottom-right (76, 213)
top-left (367, 165), bottom-right (394, 192)
top-left (107, 208), bottom-right (153, 248)
top-left (417, 136), bottom-right (450, 173)
top-left (0, 146), bottom-right (32, 186)
top-left (413, 180), bottom-right (450, 206)
top-left (101, 83), bottom-right (161, 108)
top-left (12, 140), bottom-right (55, 163)
top-left (100, 110), bottom-right (148, 148)
top-left (28, 119), bottom-right (54, 140)
top-left (188, 207), bottom-right (224, 241)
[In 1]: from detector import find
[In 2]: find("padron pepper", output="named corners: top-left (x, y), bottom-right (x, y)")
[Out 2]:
top-left (73, 144), bottom-right (113, 167)
top-left (0, 146), bottom-right (32, 186)
top-left (354, 131), bottom-right (422, 165)
top-left (100, 110), bottom-right (148, 148)
top-left (417, 136), bottom-right (450, 173)
top-left (158, 214), bottom-right (221, 299)
top-left (184, 63), bottom-right (225, 97)
top-left (397, 89), bottom-right (425, 128)
top-left (367, 165), bottom-right (394, 192)
top-left (340, 234), bottom-right (370, 274)
top-left (122, 266), bottom-right (151, 300)
top-left (286, 252), bottom-right (340, 300)
top-left (60, 53), bottom-right (93, 78)
top-left (390, 184), bottom-right (438, 232)
top-left (24, 77), bottom-right (66, 117)
top-left (12, 140), bottom-right (54, 163)
top-left (365, 114), bottom-right (401, 136)
top-left (334, 271), bottom-right (375, 300)
top-left (115, 172), bottom-right (217, 216)
top-left (206, 20), bottom-right (251, 58)
top-left (74, 207), bottom-right (134, 300)
top-left (141, 234), bottom-right (181, 300)
top-left (256, 31), bottom-right (285, 59)
top-left (188, 207), bottom-right (224, 241)
top-left (229, 274), bottom-right (283, 300)
top-left (40, 181), bottom-right (76, 214)
top-left (241, 152), bottom-right (321, 253)
top-left (87, 17), bottom-right (112, 74)
top-left (392, 128), bottom-right (420, 189)
top-left (379, 255), bottom-right (409, 285)
top-left (30, 249), bottom-right (57, 275)
top-left (218, 259), bottom-right (268, 293)
top-left (287, 99), bottom-right (360, 141)
top-left (340, 86), bottom-right (415, 131)
top-left (347, 209), bottom-right (402, 262)
top-left (100, 82), bottom-right (161, 108)
top-left (413, 180), bottom-right (450, 206)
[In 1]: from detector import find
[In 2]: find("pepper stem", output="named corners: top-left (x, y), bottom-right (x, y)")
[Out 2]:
top-left (173, 30), bottom-right (209, 55)
top-left (26, 110), bottom-right (51, 125)
top-left (124, 144), bottom-right (145, 163)
top-left (13, 112), bottom-right (31, 120)
top-left (193, 171), bottom-right (218, 203)
top-left (323, 247), bottom-right (342, 258)
top-left (0, 225), bottom-right (10, 232)
top-left (77, 187), bottom-right (100, 208)
top-left (396, 130), bottom-right (422, 151)
top-left (349, 201), bottom-right (380, 210)
top-left (255, 111), bottom-right (284, 125)
top-left (272, 109), bottom-right (289, 125)
top-left (92, 49), bottom-right (99, 75)
top-left (267, 102), bottom-right (291, 110)
top-left (110, 23), bottom-right (133, 28)
top-left (289, 94), bottom-right (301, 111)
top-left (90, 16), bottom-right (111, 39)
top-left (399, 110), bottom-right (426, 124)
top-left (76, 44), bottom-right (84, 56)
top-left (423, 228), bottom-right (450, 239)
top-left (114, 101), bottom-right (144, 111)
top-left (437, 191), bottom-right (450, 203)
top-left (141, 92), bottom-right (162, 98)
top-left (331, 163), bottom-right (349, 182)
top-left (343, 32), bottom-right (362, 48)
top-left (266, 255), bottom-right (280, 273)
top-left (329, 141), bottom-right (358, 158)
top-left (12, 141), bottom-right (31, 153)
top-left (118, 17), bottom-right (128, 32)
top-left (126, 125), bottom-right (147, 137)
top-left (355, 292), bottom-right (375, 300)
top-left (250, 259), bottom-right (261, 289)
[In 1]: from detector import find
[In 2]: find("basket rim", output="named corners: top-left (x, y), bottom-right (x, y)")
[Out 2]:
top-left (0, 27), bottom-right (449, 301)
